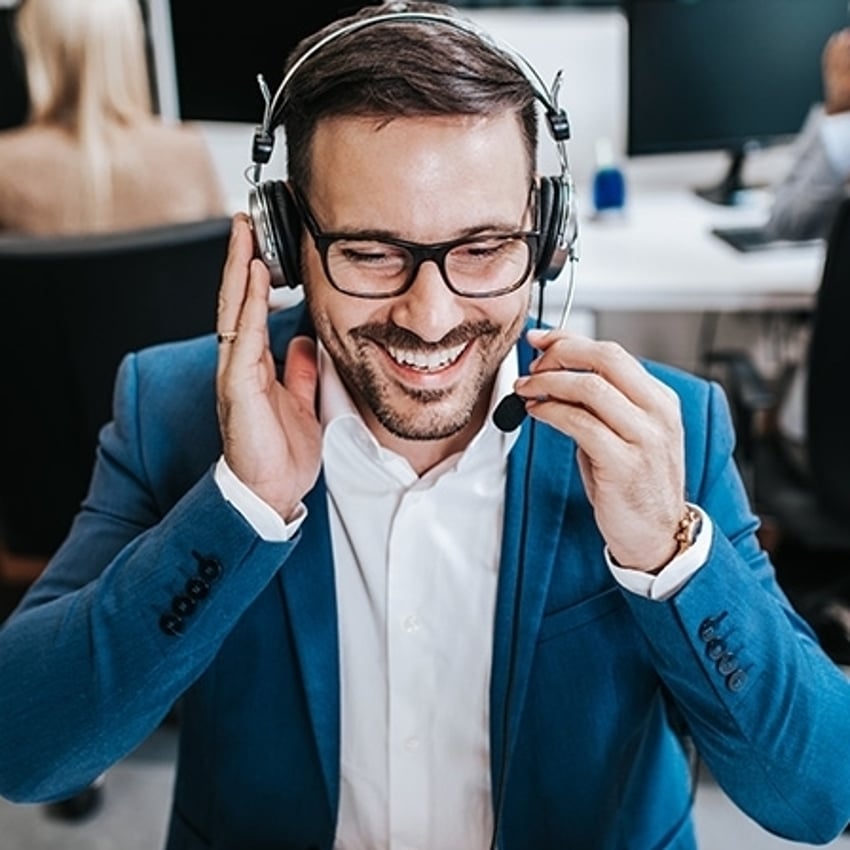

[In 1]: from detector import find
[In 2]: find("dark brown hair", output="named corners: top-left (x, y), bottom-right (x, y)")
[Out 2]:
top-left (276, 1), bottom-right (539, 192)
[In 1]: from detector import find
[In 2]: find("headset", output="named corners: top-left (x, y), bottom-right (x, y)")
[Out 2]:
top-left (244, 8), bottom-right (580, 292)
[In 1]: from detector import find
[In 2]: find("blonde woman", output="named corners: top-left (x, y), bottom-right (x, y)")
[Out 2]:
top-left (0, 0), bottom-right (226, 234)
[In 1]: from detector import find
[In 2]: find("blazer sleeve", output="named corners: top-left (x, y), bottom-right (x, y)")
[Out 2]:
top-left (623, 378), bottom-right (850, 844)
top-left (0, 349), bottom-right (296, 804)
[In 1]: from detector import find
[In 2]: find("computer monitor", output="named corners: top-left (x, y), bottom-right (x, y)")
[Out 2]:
top-left (626, 0), bottom-right (850, 205)
top-left (0, 6), bottom-right (27, 131)
top-left (163, 1), bottom-right (379, 124)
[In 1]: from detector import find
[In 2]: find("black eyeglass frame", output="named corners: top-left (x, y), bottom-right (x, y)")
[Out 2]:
top-left (293, 190), bottom-right (541, 299)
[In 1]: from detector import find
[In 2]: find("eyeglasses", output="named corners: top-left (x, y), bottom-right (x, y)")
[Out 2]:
top-left (294, 191), bottom-right (539, 299)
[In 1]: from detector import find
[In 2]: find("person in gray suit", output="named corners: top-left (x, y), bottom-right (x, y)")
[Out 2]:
top-left (766, 27), bottom-right (850, 241)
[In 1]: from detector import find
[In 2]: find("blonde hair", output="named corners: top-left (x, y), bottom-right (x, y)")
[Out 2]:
top-left (15, 0), bottom-right (155, 228)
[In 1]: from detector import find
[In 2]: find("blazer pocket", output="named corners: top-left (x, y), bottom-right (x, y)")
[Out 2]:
top-left (538, 586), bottom-right (627, 643)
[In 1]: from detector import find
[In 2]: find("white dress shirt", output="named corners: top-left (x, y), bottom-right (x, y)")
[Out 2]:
top-left (214, 343), bottom-right (711, 850)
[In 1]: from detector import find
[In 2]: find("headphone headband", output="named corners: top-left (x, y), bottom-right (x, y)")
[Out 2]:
top-left (247, 8), bottom-right (579, 288)
top-left (249, 10), bottom-right (571, 174)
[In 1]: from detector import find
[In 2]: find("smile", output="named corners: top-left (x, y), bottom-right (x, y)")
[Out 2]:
top-left (385, 341), bottom-right (469, 372)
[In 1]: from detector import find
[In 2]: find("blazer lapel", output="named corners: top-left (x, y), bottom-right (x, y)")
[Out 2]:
top-left (489, 417), bottom-right (575, 795)
top-left (277, 473), bottom-right (341, 814)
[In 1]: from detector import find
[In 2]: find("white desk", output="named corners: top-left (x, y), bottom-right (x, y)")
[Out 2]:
top-left (543, 185), bottom-right (825, 323)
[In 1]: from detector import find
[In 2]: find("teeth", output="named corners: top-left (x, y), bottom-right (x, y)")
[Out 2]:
top-left (386, 342), bottom-right (467, 371)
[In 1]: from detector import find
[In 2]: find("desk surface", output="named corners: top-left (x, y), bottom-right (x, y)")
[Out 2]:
top-left (548, 186), bottom-right (825, 318)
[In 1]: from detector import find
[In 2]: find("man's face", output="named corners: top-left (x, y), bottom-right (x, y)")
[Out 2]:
top-left (302, 111), bottom-right (534, 446)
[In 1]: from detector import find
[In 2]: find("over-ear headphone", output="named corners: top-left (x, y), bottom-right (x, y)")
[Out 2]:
top-left (246, 9), bottom-right (579, 290)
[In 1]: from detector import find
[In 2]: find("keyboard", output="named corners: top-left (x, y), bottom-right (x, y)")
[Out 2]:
top-left (711, 225), bottom-right (823, 253)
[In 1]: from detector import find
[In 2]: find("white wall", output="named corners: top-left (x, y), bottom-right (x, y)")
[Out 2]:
top-left (465, 7), bottom-right (627, 187)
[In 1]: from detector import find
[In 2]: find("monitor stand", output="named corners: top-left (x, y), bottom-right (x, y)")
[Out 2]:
top-left (694, 147), bottom-right (753, 206)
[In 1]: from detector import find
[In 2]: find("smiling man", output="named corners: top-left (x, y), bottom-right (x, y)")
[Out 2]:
top-left (2, 3), bottom-right (850, 849)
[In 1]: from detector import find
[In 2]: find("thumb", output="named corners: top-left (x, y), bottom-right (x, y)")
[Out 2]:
top-left (284, 335), bottom-right (319, 415)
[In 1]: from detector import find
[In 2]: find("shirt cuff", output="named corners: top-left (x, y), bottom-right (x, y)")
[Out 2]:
top-left (819, 111), bottom-right (850, 176)
top-left (213, 456), bottom-right (306, 542)
top-left (606, 504), bottom-right (713, 601)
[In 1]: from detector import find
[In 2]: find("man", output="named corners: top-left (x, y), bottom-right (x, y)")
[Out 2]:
top-left (766, 26), bottom-right (850, 241)
top-left (764, 27), bottom-right (850, 492)
top-left (1, 3), bottom-right (850, 848)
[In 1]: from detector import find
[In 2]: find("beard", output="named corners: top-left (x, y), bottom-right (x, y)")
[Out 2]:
top-left (311, 312), bottom-right (526, 442)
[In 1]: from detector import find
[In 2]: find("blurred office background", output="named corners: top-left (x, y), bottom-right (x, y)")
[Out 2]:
top-left (3, 0), bottom-right (823, 373)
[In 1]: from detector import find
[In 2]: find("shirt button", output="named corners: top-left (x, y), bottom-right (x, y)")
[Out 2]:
top-left (403, 614), bottom-right (421, 633)
top-left (405, 737), bottom-right (420, 752)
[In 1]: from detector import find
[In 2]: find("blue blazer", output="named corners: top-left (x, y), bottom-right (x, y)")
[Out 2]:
top-left (2, 303), bottom-right (850, 850)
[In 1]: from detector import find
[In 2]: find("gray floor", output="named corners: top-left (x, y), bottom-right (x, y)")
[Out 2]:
top-left (0, 725), bottom-right (848, 850)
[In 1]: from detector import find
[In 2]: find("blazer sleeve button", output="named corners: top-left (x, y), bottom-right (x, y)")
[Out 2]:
top-left (726, 668), bottom-right (748, 692)
top-left (172, 595), bottom-right (197, 617)
top-left (159, 612), bottom-right (184, 636)
top-left (705, 637), bottom-right (726, 661)
top-left (698, 617), bottom-right (717, 641)
top-left (717, 652), bottom-right (737, 676)
top-left (698, 611), bottom-right (728, 642)
top-left (186, 576), bottom-right (210, 600)
top-left (197, 557), bottom-right (223, 582)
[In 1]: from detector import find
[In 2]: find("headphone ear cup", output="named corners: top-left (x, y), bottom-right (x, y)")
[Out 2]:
top-left (265, 181), bottom-right (303, 289)
top-left (248, 181), bottom-right (303, 289)
top-left (534, 176), bottom-right (573, 282)
top-left (535, 177), bottom-right (565, 282)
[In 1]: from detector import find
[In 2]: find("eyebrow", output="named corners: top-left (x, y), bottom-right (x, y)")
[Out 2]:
top-left (323, 220), bottom-right (531, 242)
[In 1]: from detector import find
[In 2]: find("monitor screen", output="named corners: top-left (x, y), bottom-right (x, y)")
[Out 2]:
top-left (166, 2), bottom-right (380, 124)
top-left (626, 0), bottom-right (849, 159)
top-left (0, 7), bottom-right (27, 131)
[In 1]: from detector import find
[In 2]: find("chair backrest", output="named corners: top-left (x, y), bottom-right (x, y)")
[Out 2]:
top-left (806, 196), bottom-right (850, 522)
top-left (0, 217), bottom-right (231, 555)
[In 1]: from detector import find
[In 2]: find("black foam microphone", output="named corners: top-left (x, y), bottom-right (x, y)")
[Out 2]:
top-left (493, 390), bottom-right (528, 432)
top-left (492, 258), bottom-right (578, 433)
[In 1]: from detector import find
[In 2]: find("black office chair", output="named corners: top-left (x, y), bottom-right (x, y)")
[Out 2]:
top-left (705, 197), bottom-right (850, 665)
top-left (0, 217), bottom-right (230, 572)
top-left (0, 217), bottom-right (230, 818)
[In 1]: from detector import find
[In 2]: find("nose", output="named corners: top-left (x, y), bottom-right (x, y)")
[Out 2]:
top-left (391, 258), bottom-right (465, 342)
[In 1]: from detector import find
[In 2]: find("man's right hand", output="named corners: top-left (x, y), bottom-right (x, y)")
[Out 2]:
top-left (215, 214), bottom-right (322, 522)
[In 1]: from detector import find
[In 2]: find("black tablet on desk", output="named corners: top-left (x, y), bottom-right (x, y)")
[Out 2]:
top-left (711, 225), bottom-right (824, 253)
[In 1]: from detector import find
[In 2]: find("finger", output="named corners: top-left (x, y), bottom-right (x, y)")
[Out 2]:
top-left (520, 369), bottom-right (643, 445)
top-left (216, 257), bottom-right (271, 388)
top-left (525, 330), bottom-right (676, 415)
top-left (283, 335), bottom-right (319, 416)
top-left (217, 214), bottom-right (254, 339)
top-left (226, 259), bottom-right (272, 366)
